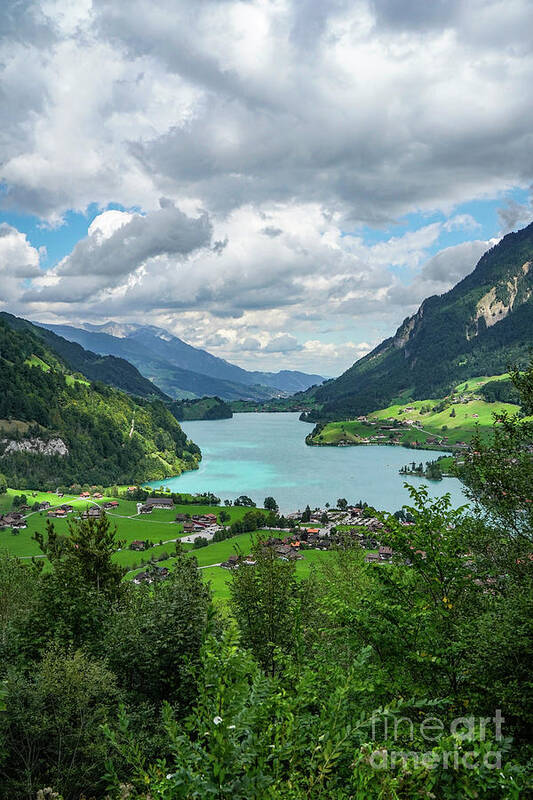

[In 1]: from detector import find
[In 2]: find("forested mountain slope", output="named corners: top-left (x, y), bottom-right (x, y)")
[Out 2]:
top-left (0, 313), bottom-right (166, 400)
top-left (0, 320), bottom-right (200, 488)
top-left (310, 221), bottom-right (533, 419)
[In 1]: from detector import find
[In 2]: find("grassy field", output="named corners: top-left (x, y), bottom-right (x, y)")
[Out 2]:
top-left (309, 375), bottom-right (521, 448)
top-left (0, 488), bottom-right (333, 598)
top-left (0, 489), bottom-right (255, 560)
top-left (197, 548), bottom-right (335, 600)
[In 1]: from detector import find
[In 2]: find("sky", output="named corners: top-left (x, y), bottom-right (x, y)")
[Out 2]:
top-left (1, 0), bottom-right (533, 376)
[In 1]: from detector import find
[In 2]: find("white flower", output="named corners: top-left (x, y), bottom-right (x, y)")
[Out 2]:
top-left (213, 716), bottom-right (223, 725)
top-left (228, 724), bottom-right (236, 730)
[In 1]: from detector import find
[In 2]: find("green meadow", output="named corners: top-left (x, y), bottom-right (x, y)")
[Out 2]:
top-left (310, 375), bottom-right (522, 448)
top-left (0, 488), bottom-right (332, 598)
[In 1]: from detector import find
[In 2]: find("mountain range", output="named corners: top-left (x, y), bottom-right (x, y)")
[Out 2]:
top-left (307, 220), bottom-right (533, 420)
top-left (37, 322), bottom-right (325, 401)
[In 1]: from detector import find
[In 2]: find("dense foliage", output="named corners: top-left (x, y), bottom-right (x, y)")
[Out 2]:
top-left (0, 369), bottom-right (531, 798)
top-left (169, 396), bottom-right (233, 420)
top-left (0, 320), bottom-right (200, 487)
top-left (310, 221), bottom-right (533, 419)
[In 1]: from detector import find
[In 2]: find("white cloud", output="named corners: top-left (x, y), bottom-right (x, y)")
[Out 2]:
top-left (1, 0), bottom-right (533, 373)
top-left (0, 0), bottom-right (532, 223)
top-left (0, 224), bottom-right (41, 277)
top-left (0, 223), bottom-right (42, 306)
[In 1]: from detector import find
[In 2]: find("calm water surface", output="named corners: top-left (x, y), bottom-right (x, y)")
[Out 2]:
top-left (154, 412), bottom-right (466, 512)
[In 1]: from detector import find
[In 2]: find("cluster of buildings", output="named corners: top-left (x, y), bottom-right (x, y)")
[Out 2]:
top-left (220, 529), bottom-right (331, 570)
top-left (180, 513), bottom-right (218, 533)
top-left (0, 512), bottom-right (27, 530)
top-left (46, 504), bottom-right (74, 518)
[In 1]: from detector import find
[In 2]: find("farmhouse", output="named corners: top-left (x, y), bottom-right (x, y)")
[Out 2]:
top-left (130, 540), bottom-right (148, 551)
top-left (132, 566), bottom-right (170, 584)
top-left (221, 554), bottom-right (240, 569)
top-left (81, 507), bottom-right (102, 519)
top-left (379, 545), bottom-right (393, 561)
top-left (0, 513), bottom-right (27, 529)
top-left (143, 497), bottom-right (174, 510)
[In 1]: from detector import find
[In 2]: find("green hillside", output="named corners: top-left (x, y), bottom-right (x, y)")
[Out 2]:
top-left (1, 312), bottom-right (167, 400)
top-left (308, 221), bottom-right (533, 420)
top-left (307, 375), bottom-right (522, 448)
top-left (0, 319), bottom-right (200, 488)
top-left (170, 395), bottom-right (233, 420)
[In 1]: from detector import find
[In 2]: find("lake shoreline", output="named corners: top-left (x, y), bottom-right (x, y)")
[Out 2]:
top-left (151, 412), bottom-right (466, 513)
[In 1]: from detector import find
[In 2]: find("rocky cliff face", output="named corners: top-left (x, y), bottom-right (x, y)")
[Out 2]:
top-left (0, 437), bottom-right (69, 458)
top-left (468, 259), bottom-right (531, 338)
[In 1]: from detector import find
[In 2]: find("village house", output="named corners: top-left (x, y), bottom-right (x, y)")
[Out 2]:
top-left (0, 513), bottom-right (27, 529)
top-left (132, 566), bottom-right (170, 585)
top-left (48, 508), bottom-right (67, 518)
top-left (379, 545), bottom-right (393, 561)
top-left (102, 501), bottom-right (119, 509)
top-left (143, 497), bottom-right (174, 510)
top-left (349, 507), bottom-right (363, 517)
top-left (81, 507), bottom-right (102, 519)
top-left (365, 552), bottom-right (380, 563)
top-left (221, 554), bottom-right (240, 569)
top-left (130, 540), bottom-right (148, 551)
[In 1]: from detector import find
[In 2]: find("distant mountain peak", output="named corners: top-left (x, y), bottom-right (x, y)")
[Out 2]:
top-left (38, 319), bottom-right (326, 400)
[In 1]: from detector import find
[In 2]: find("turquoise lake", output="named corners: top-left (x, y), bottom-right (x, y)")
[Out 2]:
top-left (154, 412), bottom-right (467, 513)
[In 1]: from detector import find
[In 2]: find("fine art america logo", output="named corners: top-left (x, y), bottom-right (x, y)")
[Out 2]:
top-left (366, 709), bottom-right (505, 771)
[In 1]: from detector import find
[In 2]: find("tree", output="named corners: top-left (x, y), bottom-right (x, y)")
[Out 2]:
top-left (229, 541), bottom-right (301, 675)
top-left (0, 551), bottom-right (36, 650)
top-left (15, 515), bottom-right (127, 657)
top-left (0, 648), bottom-right (120, 800)
top-left (337, 498), bottom-right (348, 511)
top-left (104, 554), bottom-right (211, 711)
top-left (234, 495), bottom-right (256, 507)
top-left (455, 363), bottom-right (533, 737)
top-left (35, 513), bottom-right (125, 598)
top-left (264, 496), bottom-right (279, 513)
top-left (0, 472), bottom-right (7, 495)
top-left (301, 504), bottom-right (311, 523)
